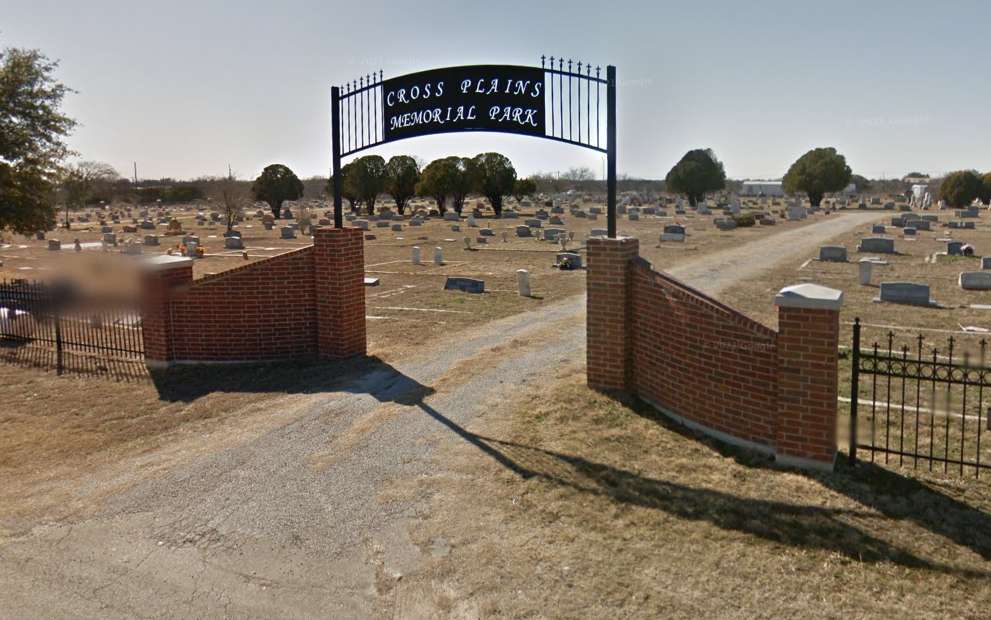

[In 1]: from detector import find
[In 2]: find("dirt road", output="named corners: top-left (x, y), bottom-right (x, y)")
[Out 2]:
top-left (0, 212), bottom-right (883, 619)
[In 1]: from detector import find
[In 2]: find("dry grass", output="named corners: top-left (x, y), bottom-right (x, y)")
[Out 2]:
top-left (402, 367), bottom-right (991, 619)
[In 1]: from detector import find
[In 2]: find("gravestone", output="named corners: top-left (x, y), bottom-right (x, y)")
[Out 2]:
top-left (444, 277), bottom-right (484, 293)
top-left (103, 232), bottom-right (117, 246)
top-left (858, 237), bottom-right (895, 254)
top-left (516, 269), bottom-right (531, 297)
top-left (661, 224), bottom-right (686, 242)
top-left (549, 216), bottom-right (564, 226)
top-left (947, 240), bottom-right (963, 256)
top-left (871, 224), bottom-right (886, 234)
top-left (391, 224), bottom-right (403, 232)
top-left (434, 247), bottom-right (443, 265)
top-left (355, 219), bottom-right (369, 230)
top-left (225, 236), bottom-right (244, 249)
top-left (858, 260), bottom-right (873, 285)
top-left (904, 227), bottom-right (916, 237)
top-left (556, 252), bottom-right (583, 269)
top-left (983, 256), bottom-right (991, 270)
top-left (47, 239), bottom-right (61, 251)
top-left (959, 272), bottom-right (991, 290)
top-left (525, 219), bottom-right (542, 228)
top-left (589, 229), bottom-right (608, 238)
top-left (543, 228), bottom-right (564, 242)
top-left (280, 226), bottom-right (296, 239)
top-left (818, 246), bottom-right (847, 262)
top-left (516, 225), bottom-right (532, 237)
top-left (879, 282), bottom-right (935, 306)
top-left (479, 228), bottom-right (495, 237)
top-left (144, 235), bottom-right (160, 246)
top-left (715, 218), bottom-right (737, 231)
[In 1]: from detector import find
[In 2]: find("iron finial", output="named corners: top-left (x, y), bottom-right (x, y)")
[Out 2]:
top-left (541, 55), bottom-right (546, 67)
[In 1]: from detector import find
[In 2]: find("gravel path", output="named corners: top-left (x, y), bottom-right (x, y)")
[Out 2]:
top-left (0, 212), bottom-right (883, 619)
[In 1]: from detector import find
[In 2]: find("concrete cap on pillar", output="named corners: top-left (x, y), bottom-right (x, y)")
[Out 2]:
top-left (142, 254), bottom-right (193, 271)
top-left (774, 283), bottom-right (843, 311)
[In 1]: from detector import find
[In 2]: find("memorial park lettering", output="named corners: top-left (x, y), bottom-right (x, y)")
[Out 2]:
top-left (382, 65), bottom-right (545, 142)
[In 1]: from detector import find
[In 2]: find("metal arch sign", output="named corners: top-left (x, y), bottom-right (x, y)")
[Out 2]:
top-left (381, 65), bottom-right (546, 142)
top-left (330, 59), bottom-right (617, 237)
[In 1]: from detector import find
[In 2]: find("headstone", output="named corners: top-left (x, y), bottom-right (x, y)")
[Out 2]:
top-left (857, 237), bottom-right (895, 254)
top-left (903, 227), bottom-right (916, 237)
top-left (225, 236), bottom-right (244, 249)
top-left (444, 277), bottom-right (484, 293)
top-left (412, 246), bottom-right (422, 265)
top-left (391, 224), bottom-right (403, 232)
top-left (947, 240), bottom-right (963, 256)
top-left (818, 246), bottom-right (848, 262)
top-left (556, 252), bottom-right (583, 269)
top-left (983, 256), bottom-right (991, 270)
top-left (858, 260), bottom-right (873, 285)
top-left (355, 219), bottom-right (369, 230)
top-left (516, 225), bottom-right (532, 237)
top-left (879, 282), bottom-right (934, 306)
top-left (589, 229), bottom-right (608, 238)
top-left (144, 235), bottom-right (160, 246)
top-left (525, 219), bottom-right (542, 228)
top-left (103, 232), bottom-right (117, 246)
top-left (960, 272), bottom-right (991, 290)
top-left (47, 239), bottom-right (61, 251)
top-left (434, 247), bottom-right (443, 265)
top-left (479, 228), bottom-right (495, 237)
top-left (660, 224), bottom-right (686, 242)
top-left (280, 226), bottom-right (296, 239)
top-left (516, 269), bottom-right (531, 297)
top-left (715, 218), bottom-right (737, 231)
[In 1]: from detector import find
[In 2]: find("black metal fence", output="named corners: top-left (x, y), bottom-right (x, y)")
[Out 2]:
top-left (0, 278), bottom-right (145, 379)
top-left (849, 318), bottom-right (990, 477)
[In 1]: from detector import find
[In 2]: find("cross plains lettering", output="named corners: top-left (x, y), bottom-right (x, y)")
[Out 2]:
top-left (382, 65), bottom-right (545, 142)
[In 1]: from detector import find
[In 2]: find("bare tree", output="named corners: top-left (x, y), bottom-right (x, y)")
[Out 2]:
top-left (59, 161), bottom-right (119, 227)
top-left (220, 172), bottom-right (247, 232)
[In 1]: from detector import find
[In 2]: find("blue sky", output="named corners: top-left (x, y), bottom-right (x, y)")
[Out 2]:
top-left (5, 0), bottom-right (990, 181)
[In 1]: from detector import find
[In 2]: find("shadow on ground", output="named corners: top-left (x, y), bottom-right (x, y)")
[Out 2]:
top-left (149, 355), bottom-right (991, 577)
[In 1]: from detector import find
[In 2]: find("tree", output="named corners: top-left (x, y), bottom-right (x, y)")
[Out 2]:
top-left (349, 155), bottom-right (387, 215)
top-left (512, 177), bottom-right (537, 204)
top-left (252, 163), bottom-right (303, 219)
top-left (981, 172), bottom-right (991, 206)
top-left (471, 153), bottom-right (517, 217)
top-left (0, 46), bottom-right (76, 235)
top-left (327, 162), bottom-right (362, 213)
top-left (448, 157), bottom-right (475, 215)
top-left (385, 155), bottom-right (420, 215)
top-left (939, 170), bottom-right (984, 208)
top-left (782, 147), bottom-right (852, 207)
top-left (416, 157), bottom-right (457, 214)
top-left (219, 173), bottom-right (247, 232)
top-left (664, 149), bottom-right (726, 207)
top-left (850, 174), bottom-right (871, 193)
top-left (59, 161), bottom-right (119, 228)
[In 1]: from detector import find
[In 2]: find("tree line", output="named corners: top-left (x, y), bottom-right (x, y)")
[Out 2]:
top-left (664, 147), bottom-right (991, 208)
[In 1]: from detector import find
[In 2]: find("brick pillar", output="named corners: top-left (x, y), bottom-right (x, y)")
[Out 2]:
top-left (774, 283), bottom-right (843, 471)
top-left (140, 255), bottom-right (193, 369)
top-left (586, 236), bottom-right (639, 392)
top-left (314, 227), bottom-right (366, 359)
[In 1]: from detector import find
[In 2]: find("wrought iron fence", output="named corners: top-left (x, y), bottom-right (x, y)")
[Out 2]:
top-left (0, 278), bottom-right (145, 378)
top-left (849, 318), bottom-right (991, 477)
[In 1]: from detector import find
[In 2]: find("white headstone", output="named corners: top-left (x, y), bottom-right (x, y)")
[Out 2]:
top-left (412, 246), bottom-right (421, 265)
top-left (434, 246), bottom-right (443, 265)
top-left (516, 269), bottom-right (531, 297)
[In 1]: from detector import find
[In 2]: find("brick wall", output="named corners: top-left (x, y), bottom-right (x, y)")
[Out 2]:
top-left (587, 237), bottom-right (842, 471)
top-left (142, 227), bottom-right (366, 365)
top-left (629, 261), bottom-right (779, 450)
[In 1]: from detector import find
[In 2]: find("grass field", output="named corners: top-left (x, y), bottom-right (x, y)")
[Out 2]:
top-left (403, 366), bottom-right (991, 618)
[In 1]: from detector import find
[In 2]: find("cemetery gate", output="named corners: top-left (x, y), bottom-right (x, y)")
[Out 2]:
top-left (0, 278), bottom-right (144, 377)
top-left (849, 318), bottom-right (991, 478)
top-left (329, 57), bottom-right (618, 236)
